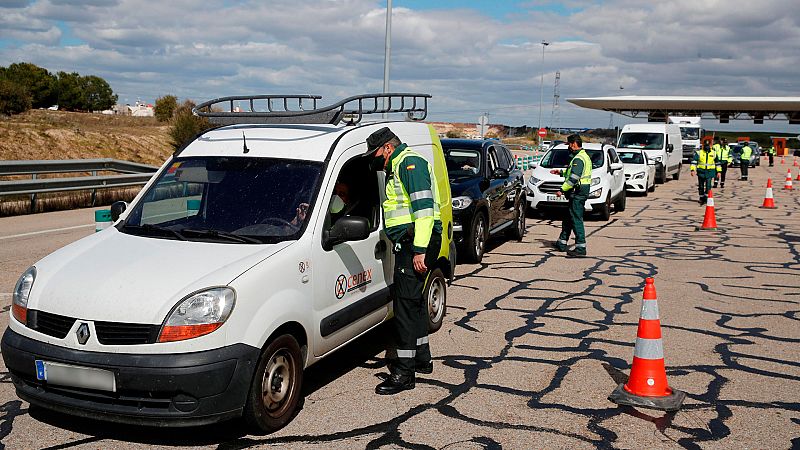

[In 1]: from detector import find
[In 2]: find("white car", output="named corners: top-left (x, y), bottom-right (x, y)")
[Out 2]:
top-left (526, 143), bottom-right (626, 221)
top-left (619, 149), bottom-right (656, 195)
top-left (2, 94), bottom-right (454, 433)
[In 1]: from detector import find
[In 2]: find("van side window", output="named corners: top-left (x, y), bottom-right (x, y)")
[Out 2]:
top-left (325, 155), bottom-right (380, 232)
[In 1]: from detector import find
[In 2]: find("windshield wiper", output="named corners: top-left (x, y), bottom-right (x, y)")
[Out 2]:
top-left (122, 224), bottom-right (188, 241)
top-left (181, 228), bottom-right (263, 244)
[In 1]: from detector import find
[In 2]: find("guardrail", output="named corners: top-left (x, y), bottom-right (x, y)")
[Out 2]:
top-left (0, 159), bottom-right (158, 212)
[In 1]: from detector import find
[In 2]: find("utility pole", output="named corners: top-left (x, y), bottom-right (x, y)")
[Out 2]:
top-left (550, 71), bottom-right (560, 134)
top-left (382, 0), bottom-right (392, 119)
top-left (537, 40), bottom-right (550, 136)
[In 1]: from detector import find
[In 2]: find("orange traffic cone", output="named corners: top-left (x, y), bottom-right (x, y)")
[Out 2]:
top-left (795, 170), bottom-right (800, 182)
top-left (783, 170), bottom-right (793, 190)
top-left (781, 157), bottom-right (785, 165)
top-left (760, 179), bottom-right (777, 209)
top-left (697, 190), bottom-right (718, 231)
top-left (794, 157), bottom-right (799, 167)
top-left (609, 278), bottom-right (685, 411)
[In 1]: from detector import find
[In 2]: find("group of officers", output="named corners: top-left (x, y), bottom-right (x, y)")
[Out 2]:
top-left (690, 137), bottom-right (771, 204)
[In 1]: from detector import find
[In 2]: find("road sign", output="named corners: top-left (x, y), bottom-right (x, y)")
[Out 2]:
top-left (477, 115), bottom-right (489, 137)
top-left (538, 128), bottom-right (547, 138)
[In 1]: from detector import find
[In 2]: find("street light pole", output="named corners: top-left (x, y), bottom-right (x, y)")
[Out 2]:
top-left (538, 40), bottom-right (550, 139)
top-left (382, 0), bottom-right (392, 119)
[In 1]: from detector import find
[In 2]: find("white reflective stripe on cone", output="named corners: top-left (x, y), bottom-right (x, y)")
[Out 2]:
top-left (633, 337), bottom-right (664, 360)
top-left (416, 336), bottom-right (429, 345)
top-left (396, 349), bottom-right (417, 358)
top-left (707, 198), bottom-right (714, 207)
top-left (640, 300), bottom-right (660, 320)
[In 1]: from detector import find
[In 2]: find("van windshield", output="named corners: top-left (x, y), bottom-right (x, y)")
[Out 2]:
top-left (121, 157), bottom-right (323, 244)
top-left (618, 133), bottom-right (664, 150)
top-left (680, 127), bottom-right (700, 140)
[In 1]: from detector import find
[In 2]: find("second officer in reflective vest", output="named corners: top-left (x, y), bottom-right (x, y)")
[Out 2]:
top-left (551, 134), bottom-right (591, 258)
top-left (712, 137), bottom-right (731, 188)
top-left (366, 127), bottom-right (443, 395)
top-left (739, 143), bottom-right (753, 181)
top-left (690, 141), bottom-right (721, 204)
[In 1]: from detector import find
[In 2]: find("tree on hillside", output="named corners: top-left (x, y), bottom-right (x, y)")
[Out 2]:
top-left (446, 130), bottom-right (465, 138)
top-left (154, 95), bottom-right (178, 122)
top-left (82, 75), bottom-right (117, 111)
top-left (0, 79), bottom-right (32, 115)
top-left (169, 100), bottom-right (213, 150)
top-left (56, 71), bottom-right (86, 111)
top-left (0, 62), bottom-right (57, 109)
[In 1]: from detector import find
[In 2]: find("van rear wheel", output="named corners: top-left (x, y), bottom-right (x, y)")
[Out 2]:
top-left (244, 334), bottom-right (303, 434)
top-left (426, 268), bottom-right (447, 333)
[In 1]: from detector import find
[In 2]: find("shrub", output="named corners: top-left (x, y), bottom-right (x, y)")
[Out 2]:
top-left (168, 100), bottom-right (212, 150)
top-left (0, 79), bottom-right (32, 115)
top-left (154, 95), bottom-right (178, 122)
top-left (446, 129), bottom-right (464, 138)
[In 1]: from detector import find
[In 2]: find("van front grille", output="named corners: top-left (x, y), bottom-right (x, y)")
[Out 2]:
top-left (28, 310), bottom-right (160, 344)
top-left (29, 310), bottom-right (75, 339)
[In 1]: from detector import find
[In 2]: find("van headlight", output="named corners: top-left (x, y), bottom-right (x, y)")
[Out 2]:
top-left (158, 287), bottom-right (235, 342)
top-left (452, 196), bottom-right (473, 210)
top-left (591, 177), bottom-right (601, 186)
top-left (651, 156), bottom-right (663, 163)
top-left (589, 188), bottom-right (602, 199)
top-left (12, 267), bottom-right (36, 325)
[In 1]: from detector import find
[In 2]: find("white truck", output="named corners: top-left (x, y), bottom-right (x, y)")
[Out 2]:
top-left (668, 116), bottom-right (702, 162)
top-left (617, 123), bottom-right (683, 183)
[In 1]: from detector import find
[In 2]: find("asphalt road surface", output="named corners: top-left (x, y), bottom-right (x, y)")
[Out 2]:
top-left (0, 161), bottom-right (798, 449)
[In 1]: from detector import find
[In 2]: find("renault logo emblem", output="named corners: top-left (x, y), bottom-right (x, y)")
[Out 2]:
top-left (76, 323), bottom-right (90, 345)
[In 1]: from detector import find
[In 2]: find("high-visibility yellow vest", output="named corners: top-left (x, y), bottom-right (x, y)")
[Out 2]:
top-left (690, 149), bottom-right (721, 172)
top-left (741, 146), bottom-right (753, 160)
top-left (713, 143), bottom-right (730, 163)
top-left (384, 148), bottom-right (442, 248)
top-left (561, 149), bottom-right (592, 192)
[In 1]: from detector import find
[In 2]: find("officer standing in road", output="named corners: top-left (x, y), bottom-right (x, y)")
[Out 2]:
top-left (767, 144), bottom-right (775, 167)
top-left (740, 142), bottom-right (753, 181)
top-left (366, 127), bottom-right (442, 395)
top-left (691, 141), bottom-right (721, 204)
top-left (551, 134), bottom-right (591, 258)
top-left (713, 137), bottom-right (731, 188)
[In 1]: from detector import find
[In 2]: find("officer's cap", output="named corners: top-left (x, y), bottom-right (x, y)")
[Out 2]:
top-left (366, 127), bottom-right (398, 153)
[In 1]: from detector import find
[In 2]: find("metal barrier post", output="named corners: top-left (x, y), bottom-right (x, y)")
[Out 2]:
top-left (30, 173), bottom-right (37, 213)
top-left (91, 170), bottom-right (97, 206)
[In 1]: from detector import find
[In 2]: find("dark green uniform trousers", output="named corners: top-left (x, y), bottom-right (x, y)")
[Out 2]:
top-left (697, 169), bottom-right (715, 203)
top-left (557, 185), bottom-right (589, 255)
top-left (389, 232), bottom-right (441, 376)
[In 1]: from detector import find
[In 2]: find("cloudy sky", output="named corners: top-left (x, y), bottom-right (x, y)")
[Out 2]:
top-left (1, 0), bottom-right (799, 130)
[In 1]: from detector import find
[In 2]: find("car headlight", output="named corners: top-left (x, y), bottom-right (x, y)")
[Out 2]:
top-left (452, 196), bottom-right (473, 210)
top-left (633, 171), bottom-right (646, 179)
top-left (591, 177), bottom-right (601, 186)
top-left (12, 267), bottom-right (36, 325)
top-left (528, 176), bottom-right (541, 186)
top-left (589, 188), bottom-right (602, 199)
top-left (159, 287), bottom-right (235, 342)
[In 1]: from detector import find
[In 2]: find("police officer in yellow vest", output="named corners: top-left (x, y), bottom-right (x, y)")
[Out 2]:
top-left (551, 134), bottom-right (591, 258)
top-left (366, 127), bottom-right (443, 395)
top-left (767, 145), bottom-right (775, 167)
top-left (739, 143), bottom-right (753, 181)
top-left (691, 141), bottom-right (721, 204)
top-left (712, 137), bottom-right (731, 188)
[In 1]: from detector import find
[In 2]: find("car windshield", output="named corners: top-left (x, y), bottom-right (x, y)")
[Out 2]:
top-left (540, 148), bottom-right (603, 169)
top-left (121, 156), bottom-right (323, 244)
top-left (618, 133), bottom-right (664, 150)
top-left (680, 127), bottom-right (700, 140)
top-left (444, 148), bottom-right (481, 177)
top-left (619, 151), bottom-right (645, 164)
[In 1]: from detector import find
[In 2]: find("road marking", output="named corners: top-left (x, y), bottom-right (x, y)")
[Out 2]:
top-left (0, 224), bottom-right (94, 240)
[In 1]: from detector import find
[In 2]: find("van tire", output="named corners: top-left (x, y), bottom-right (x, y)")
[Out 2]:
top-left (614, 189), bottom-right (626, 212)
top-left (656, 163), bottom-right (666, 184)
top-left (426, 268), bottom-right (447, 333)
top-left (672, 164), bottom-right (681, 180)
top-left (244, 334), bottom-right (304, 434)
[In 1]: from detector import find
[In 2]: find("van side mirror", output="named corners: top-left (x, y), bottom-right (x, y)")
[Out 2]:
top-left (323, 216), bottom-right (370, 250)
top-left (110, 201), bottom-right (128, 221)
top-left (667, 144), bottom-right (674, 153)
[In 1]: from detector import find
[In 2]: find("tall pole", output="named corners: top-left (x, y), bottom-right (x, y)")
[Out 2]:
top-left (538, 40), bottom-right (549, 139)
top-left (382, 0), bottom-right (392, 119)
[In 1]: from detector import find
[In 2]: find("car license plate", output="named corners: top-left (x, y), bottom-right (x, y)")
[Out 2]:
top-left (547, 194), bottom-right (567, 202)
top-left (35, 360), bottom-right (116, 392)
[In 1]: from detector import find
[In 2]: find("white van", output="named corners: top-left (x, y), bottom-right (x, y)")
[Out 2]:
top-left (2, 94), bottom-right (454, 433)
top-left (617, 123), bottom-right (683, 183)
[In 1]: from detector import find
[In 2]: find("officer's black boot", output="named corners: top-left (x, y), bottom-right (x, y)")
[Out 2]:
top-left (375, 372), bottom-right (415, 395)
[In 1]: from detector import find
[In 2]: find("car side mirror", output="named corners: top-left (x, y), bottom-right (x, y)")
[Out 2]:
top-left (610, 162), bottom-right (623, 172)
top-left (323, 216), bottom-right (370, 250)
top-left (491, 167), bottom-right (510, 179)
top-left (667, 144), bottom-right (674, 153)
top-left (110, 201), bottom-right (128, 221)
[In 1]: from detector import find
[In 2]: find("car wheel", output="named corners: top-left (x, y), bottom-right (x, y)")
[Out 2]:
top-left (598, 194), bottom-right (611, 221)
top-left (672, 164), bottom-right (681, 180)
top-left (426, 268), bottom-right (447, 333)
top-left (463, 211), bottom-right (487, 263)
top-left (648, 181), bottom-right (656, 192)
top-left (614, 189), bottom-right (626, 212)
top-left (507, 198), bottom-right (526, 241)
top-left (244, 334), bottom-right (303, 434)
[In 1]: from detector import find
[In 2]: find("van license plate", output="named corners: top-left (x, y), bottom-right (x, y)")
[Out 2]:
top-left (547, 194), bottom-right (567, 202)
top-left (35, 360), bottom-right (116, 392)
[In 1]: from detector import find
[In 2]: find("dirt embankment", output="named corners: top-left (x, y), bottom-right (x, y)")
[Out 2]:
top-left (0, 109), bottom-right (172, 165)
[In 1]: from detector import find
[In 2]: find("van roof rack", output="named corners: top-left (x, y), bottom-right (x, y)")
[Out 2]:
top-left (193, 93), bottom-right (431, 126)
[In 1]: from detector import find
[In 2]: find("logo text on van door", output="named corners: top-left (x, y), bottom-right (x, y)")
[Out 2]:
top-left (335, 269), bottom-right (373, 299)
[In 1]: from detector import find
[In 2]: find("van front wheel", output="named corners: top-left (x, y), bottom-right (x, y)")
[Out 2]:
top-left (426, 268), bottom-right (447, 333)
top-left (244, 334), bottom-right (303, 434)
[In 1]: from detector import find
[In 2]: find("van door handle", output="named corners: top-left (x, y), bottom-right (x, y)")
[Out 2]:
top-left (374, 240), bottom-right (387, 259)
